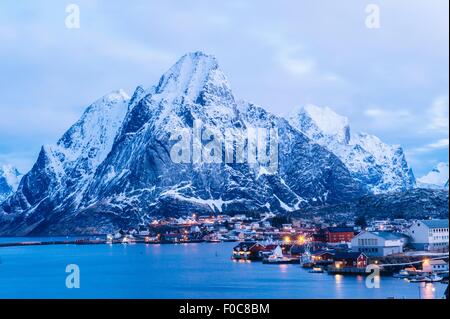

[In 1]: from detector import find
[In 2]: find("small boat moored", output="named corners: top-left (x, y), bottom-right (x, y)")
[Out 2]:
top-left (262, 245), bottom-right (300, 264)
top-left (393, 269), bottom-right (410, 278)
top-left (427, 273), bottom-right (444, 282)
top-left (409, 273), bottom-right (443, 283)
top-left (309, 267), bottom-right (324, 273)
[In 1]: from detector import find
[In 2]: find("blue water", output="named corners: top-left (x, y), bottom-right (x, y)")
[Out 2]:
top-left (0, 240), bottom-right (446, 299)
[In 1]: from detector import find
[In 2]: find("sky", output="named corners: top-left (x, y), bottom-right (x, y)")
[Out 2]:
top-left (0, 0), bottom-right (448, 177)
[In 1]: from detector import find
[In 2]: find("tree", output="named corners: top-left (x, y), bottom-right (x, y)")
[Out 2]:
top-left (355, 215), bottom-right (368, 229)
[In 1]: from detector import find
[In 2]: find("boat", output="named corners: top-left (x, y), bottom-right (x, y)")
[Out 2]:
top-left (309, 267), bottom-right (324, 273)
top-left (262, 245), bottom-right (300, 264)
top-left (426, 273), bottom-right (443, 282)
top-left (393, 269), bottom-right (411, 278)
top-left (408, 275), bottom-right (428, 283)
top-left (300, 242), bottom-right (313, 268)
top-left (409, 273), bottom-right (443, 283)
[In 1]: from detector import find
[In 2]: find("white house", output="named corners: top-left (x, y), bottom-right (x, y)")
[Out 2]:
top-left (408, 219), bottom-right (449, 251)
top-left (422, 259), bottom-right (449, 273)
top-left (351, 231), bottom-right (407, 257)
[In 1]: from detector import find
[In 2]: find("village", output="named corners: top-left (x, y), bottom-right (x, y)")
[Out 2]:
top-left (107, 213), bottom-right (449, 285)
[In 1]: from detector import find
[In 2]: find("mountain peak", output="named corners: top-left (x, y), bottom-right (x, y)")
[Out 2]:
top-left (153, 51), bottom-right (234, 106)
top-left (99, 89), bottom-right (130, 104)
top-left (290, 104), bottom-right (350, 144)
top-left (418, 162), bottom-right (449, 189)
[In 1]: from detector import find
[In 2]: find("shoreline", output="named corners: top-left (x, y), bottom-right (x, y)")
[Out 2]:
top-left (0, 238), bottom-right (232, 248)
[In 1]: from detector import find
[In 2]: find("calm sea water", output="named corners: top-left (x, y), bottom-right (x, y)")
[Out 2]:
top-left (0, 239), bottom-right (446, 299)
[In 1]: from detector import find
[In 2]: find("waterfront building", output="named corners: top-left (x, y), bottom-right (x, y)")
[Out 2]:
top-left (351, 231), bottom-right (406, 257)
top-left (408, 219), bottom-right (449, 251)
top-left (325, 227), bottom-right (355, 243)
top-left (232, 242), bottom-right (265, 260)
top-left (311, 251), bottom-right (335, 265)
top-left (333, 252), bottom-right (368, 268)
top-left (422, 259), bottom-right (449, 273)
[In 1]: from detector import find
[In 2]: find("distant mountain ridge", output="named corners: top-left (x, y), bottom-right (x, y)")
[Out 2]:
top-left (0, 165), bottom-right (23, 202)
top-left (289, 104), bottom-right (416, 193)
top-left (293, 188), bottom-right (448, 221)
top-left (0, 51), bottom-right (439, 235)
top-left (417, 162), bottom-right (449, 190)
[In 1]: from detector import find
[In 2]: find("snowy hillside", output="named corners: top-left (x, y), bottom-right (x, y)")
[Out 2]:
top-left (417, 162), bottom-right (449, 189)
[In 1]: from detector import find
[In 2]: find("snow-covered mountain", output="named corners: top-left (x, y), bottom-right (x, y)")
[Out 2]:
top-left (417, 162), bottom-right (449, 189)
top-left (289, 104), bottom-right (416, 193)
top-left (0, 52), bottom-right (367, 235)
top-left (0, 90), bottom-right (129, 234)
top-left (0, 165), bottom-right (23, 202)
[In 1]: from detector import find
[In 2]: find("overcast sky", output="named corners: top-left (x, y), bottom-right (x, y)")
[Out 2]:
top-left (0, 0), bottom-right (448, 176)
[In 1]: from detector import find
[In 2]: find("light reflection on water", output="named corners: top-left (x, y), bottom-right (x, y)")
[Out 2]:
top-left (279, 264), bottom-right (288, 273)
top-left (419, 282), bottom-right (437, 299)
top-left (334, 274), bottom-right (344, 299)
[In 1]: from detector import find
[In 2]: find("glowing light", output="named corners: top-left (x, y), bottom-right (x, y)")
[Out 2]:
top-left (284, 236), bottom-right (291, 244)
top-left (297, 235), bottom-right (305, 244)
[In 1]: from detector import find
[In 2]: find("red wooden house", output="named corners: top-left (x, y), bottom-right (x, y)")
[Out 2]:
top-left (325, 227), bottom-right (355, 243)
top-left (333, 252), bottom-right (367, 268)
top-left (232, 242), bottom-right (265, 260)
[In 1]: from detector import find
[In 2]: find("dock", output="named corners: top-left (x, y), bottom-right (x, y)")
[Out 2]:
top-left (327, 266), bottom-right (394, 275)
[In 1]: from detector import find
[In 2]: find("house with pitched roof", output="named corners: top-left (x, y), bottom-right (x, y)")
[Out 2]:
top-left (351, 231), bottom-right (407, 257)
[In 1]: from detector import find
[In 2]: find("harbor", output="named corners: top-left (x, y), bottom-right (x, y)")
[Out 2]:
top-left (1, 214), bottom-right (448, 298)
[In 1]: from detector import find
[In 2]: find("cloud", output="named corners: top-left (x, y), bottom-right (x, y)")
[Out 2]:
top-left (426, 138), bottom-right (449, 149)
top-left (278, 50), bottom-right (316, 76)
top-left (0, 105), bottom-right (81, 139)
top-left (409, 138), bottom-right (449, 154)
top-left (93, 35), bottom-right (176, 67)
top-left (364, 108), bottom-right (412, 119)
top-left (426, 95), bottom-right (449, 133)
top-left (363, 108), bottom-right (414, 130)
